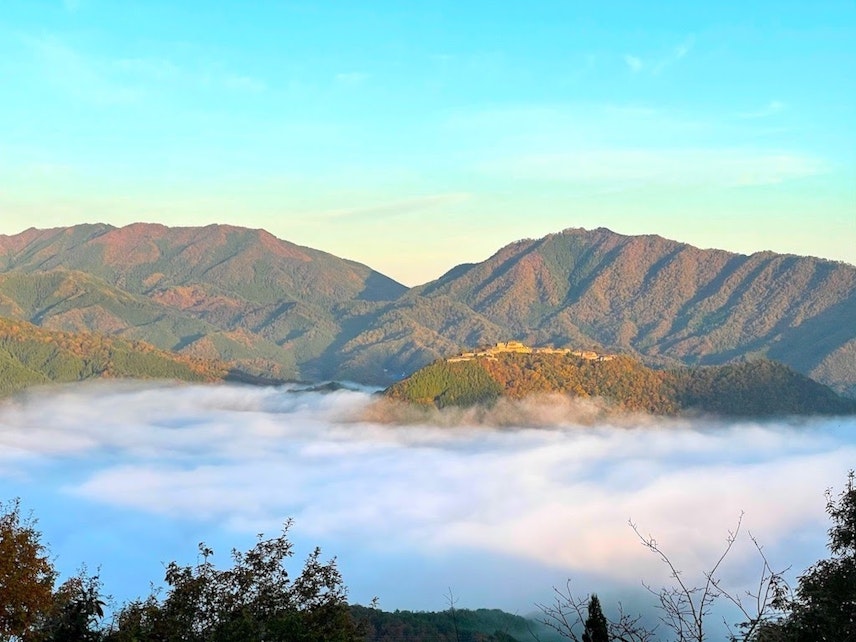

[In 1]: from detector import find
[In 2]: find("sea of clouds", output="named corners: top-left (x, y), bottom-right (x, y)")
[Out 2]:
top-left (1, 381), bottom-right (854, 627)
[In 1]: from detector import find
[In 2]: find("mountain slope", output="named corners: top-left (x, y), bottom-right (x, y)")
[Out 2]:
top-left (310, 293), bottom-right (508, 381)
top-left (0, 223), bottom-right (405, 305)
top-left (411, 228), bottom-right (856, 395)
top-left (0, 223), bottom-right (407, 380)
top-left (0, 269), bottom-right (301, 378)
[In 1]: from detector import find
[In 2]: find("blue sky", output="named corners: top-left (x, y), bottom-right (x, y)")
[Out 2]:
top-left (0, 0), bottom-right (853, 284)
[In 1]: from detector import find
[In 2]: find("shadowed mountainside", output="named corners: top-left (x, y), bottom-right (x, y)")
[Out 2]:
top-left (0, 224), bottom-right (853, 395)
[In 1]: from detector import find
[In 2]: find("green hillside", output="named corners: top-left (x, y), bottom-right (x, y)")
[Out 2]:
top-left (0, 317), bottom-right (227, 396)
top-left (0, 223), bottom-right (406, 382)
top-left (385, 349), bottom-right (856, 417)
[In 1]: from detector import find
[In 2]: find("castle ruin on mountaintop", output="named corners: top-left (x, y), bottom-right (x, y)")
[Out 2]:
top-left (446, 341), bottom-right (615, 363)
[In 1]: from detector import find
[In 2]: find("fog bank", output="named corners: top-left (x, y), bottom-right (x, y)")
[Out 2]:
top-left (1, 382), bottom-right (853, 617)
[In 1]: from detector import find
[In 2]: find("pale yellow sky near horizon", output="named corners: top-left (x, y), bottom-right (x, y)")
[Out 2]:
top-left (1, 184), bottom-right (852, 286)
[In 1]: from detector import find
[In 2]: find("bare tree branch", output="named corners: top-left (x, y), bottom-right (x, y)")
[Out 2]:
top-left (535, 580), bottom-right (656, 642)
top-left (630, 513), bottom-right (788, 642)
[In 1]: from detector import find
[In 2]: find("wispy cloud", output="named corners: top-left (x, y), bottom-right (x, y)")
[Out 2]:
top-left (335, 71), bottom-right (369, 86)
top-left (114, 55), bottom-right (266, 92)
top-left (221, 73), bottom-right (266, 93)
top-left (624, 55), bottom-right (643, 73)
top-left (441, 101), bottom-right (708, 149)
top-left (317, 193), bottom-right (471, 221)
top-left (23, 35), bottom-right (143, 105)
top-left (113, 57), bottom-right (181, 81)
top-left (674, 36), bottom-right (694, 60)
top-left (21, 35), bottom-right (266, 104)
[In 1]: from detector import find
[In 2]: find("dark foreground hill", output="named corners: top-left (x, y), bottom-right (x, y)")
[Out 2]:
top-left (385, 351), bottom-right (856, 417)
top-left (351, 606), bottom-right (559, 642)
top-left (0, 224), bottom-right (853, 395)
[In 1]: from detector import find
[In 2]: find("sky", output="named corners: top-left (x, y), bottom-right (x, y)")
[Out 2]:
top-left (0, 1), bottom-right (854, 284)
top-left (1, 382), bottom-right (854, 624)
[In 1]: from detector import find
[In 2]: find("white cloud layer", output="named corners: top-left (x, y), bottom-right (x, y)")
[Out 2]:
top-left (1, 383), bottom-right (853, 616)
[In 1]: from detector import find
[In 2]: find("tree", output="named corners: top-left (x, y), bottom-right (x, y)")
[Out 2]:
top-left (539, 515), bottom-right (787, 642)
top-left (0, 499), bottom-right (56, 641)
top-left (631, 513), bottom-right (789, 642)
top-left (583, 595), bottom-right (609, 642)
top-left (40, 570), bottom-right (106, 642)
top-left (444, 588), bottom-right (461, 642)
top-left (107, 519), bottom-right (361, 642)
top-left (758, 471), bottom-right (856, 640)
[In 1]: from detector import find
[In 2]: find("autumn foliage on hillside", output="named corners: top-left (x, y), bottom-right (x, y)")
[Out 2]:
top-left (386, 352), bottom-right (856, 417)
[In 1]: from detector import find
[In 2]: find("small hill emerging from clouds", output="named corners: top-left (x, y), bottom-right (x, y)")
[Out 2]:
top-left (385, 350), bottom-right (855, 417)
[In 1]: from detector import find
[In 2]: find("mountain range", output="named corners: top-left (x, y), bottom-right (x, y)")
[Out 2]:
top-left (0, 223), bottom-right (853, 397)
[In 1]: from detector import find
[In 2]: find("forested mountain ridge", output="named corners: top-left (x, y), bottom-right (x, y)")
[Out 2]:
top-left (385, 351), bottom-right (856, 417)
top-left (0, 223), bottom-right (405, 305)
top-left (0, 223), bottom-right (853, 396)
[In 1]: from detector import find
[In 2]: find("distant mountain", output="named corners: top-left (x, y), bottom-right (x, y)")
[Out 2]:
top-left (0, 223), bottom-right (405, 380)
top-left (0, 224), bottom-right (853, 396)
top-left (385, 351), bottom-right (856, 417)
top-left (0, 223), bottom-right (404, 305)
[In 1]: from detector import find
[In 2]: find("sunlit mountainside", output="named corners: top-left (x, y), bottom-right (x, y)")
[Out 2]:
top-left (384, 345), bottom-right (855, 416)
top-left (0, 223), bottom-right (853, 397)
top-left (0, 223), bottom-right (406, 382)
